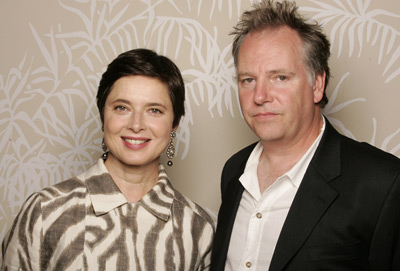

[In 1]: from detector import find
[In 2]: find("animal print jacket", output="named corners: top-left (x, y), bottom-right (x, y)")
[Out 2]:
top-left (2, 159), bottom-right (215, 270)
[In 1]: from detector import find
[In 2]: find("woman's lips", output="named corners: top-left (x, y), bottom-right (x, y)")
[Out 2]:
top-left (122, 137), bottom-right (150, 149)
top-left (123, 138), bottom-right (149, 145)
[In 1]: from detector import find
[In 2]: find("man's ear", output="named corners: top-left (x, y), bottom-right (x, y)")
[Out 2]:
top-left (313, 72), bottom-right (326, 104)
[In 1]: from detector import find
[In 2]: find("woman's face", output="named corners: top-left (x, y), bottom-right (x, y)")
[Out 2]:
top-left (103, 75), bottom-right (175, 169)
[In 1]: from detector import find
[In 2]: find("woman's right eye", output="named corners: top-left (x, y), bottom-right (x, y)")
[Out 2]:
top-left (115, 105), bottom-right (127, 111)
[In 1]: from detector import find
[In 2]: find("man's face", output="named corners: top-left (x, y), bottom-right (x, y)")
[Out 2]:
top-left (237, 26), bottom-right (324, 148)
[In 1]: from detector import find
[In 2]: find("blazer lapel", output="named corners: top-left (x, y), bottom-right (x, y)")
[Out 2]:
top-left (269, 119), bottom-right (342, 271)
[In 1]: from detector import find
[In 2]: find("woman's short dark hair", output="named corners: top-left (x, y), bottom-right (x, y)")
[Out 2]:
top-left (96, 48), bottom-right (185, 127)
top-left (231, 0), bottom-right (331, 107)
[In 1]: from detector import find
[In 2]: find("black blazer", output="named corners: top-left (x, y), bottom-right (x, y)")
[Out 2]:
top-left (211, 119), bottom-right (400, 270)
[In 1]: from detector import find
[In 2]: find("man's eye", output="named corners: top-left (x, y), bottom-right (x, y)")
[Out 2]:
top-left (241, 78), bottom-right (254, 84)
top-left (277, 75), bottom-right (288, 81)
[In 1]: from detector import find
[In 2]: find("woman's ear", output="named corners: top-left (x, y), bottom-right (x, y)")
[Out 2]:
top-left (172, 118), bottom-right (181, 131)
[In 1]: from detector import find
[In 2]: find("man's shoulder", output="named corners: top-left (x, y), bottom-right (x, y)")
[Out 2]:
top-left (340, 135), bottom-right (400, 168)
top-left (323, 118), bottom-right (399, 168)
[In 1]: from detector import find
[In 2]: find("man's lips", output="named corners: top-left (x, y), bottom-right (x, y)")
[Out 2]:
top-left (253, 111), bottom-right (278, 118)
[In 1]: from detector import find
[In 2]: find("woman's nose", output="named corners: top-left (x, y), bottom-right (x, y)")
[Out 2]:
top-left (129, 112), bottom-right (145, 133)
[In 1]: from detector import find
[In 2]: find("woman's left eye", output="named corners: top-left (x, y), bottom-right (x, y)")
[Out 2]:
top-left (150, 108), bottom-right (162, 114)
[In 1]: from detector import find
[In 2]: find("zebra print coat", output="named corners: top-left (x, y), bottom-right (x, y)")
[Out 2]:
top-left (2, 159), bottom-right (215, 270)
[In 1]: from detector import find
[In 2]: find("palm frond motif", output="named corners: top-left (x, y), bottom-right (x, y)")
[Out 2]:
top-left (143, 5), bottom-right (240, 157)
top-left (189, 0), bottom-right (246, 20)
top-left (149, 16), bottom-right (237, 116)
top-left (324, 70), bottom-right (399, 158)
top-left (323, 72), bottom-right (366, 139)
top-left (0, 55), bottom-right (36, 154)
top-left (363, 117), bottom-right (400, 157)
top-left (380, 125), bottom-right (400, 156)
top-left (302, 0), bottom-right (400, 83)
top-left (55, 0), bottom-right (158, 70)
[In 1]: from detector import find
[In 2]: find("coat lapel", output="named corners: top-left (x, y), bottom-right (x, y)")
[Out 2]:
top-left (269, 119), bottom-right (342, 271)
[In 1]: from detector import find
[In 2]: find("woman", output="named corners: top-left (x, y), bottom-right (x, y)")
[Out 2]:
top-left (2, 49), bottom-right (214, 270)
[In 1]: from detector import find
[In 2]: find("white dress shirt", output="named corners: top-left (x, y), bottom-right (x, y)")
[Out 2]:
top-left (225, 119), bottom-right (325, 271)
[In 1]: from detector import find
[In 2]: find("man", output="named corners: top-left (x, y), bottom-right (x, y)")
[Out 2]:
top-left (211, 0), bottom-right (400, 270)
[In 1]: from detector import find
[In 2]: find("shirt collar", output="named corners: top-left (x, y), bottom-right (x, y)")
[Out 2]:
top-left (285, 118), bottom-right (325, 187)
top-left (85, 159), bottom-right (175, 221)
top-left (239, 143), bottom-right (263, 199)
top-left (239, 117), bottom-right (326, 197)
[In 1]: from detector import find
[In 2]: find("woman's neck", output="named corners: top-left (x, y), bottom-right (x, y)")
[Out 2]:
top-left (104, 155), bottom-right (159, 202)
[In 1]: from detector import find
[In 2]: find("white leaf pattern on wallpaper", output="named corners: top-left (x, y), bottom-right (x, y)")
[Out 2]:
top-left (323, 72), bottom-right (366, 139)
top-left (301, 0), bottom-right (400, 83)
top-left (381, 127), bottom-right (400, 154)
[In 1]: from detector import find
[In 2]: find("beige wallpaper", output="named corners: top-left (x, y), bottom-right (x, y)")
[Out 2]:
top-left (1, 0), bottom-right (399, 248)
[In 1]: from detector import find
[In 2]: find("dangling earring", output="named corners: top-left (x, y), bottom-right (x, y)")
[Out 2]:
top-left (102, 138), bottom-right (108, 160)
top-left (166, 130), bottom-right (176, 166)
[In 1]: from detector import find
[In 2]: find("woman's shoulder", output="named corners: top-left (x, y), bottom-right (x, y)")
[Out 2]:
top-left (38, 177), bottom-right (86, 203)
top-left (4, 175), bottom-right (88, 239)
top-left (39, 159), bottom-right (106, 202)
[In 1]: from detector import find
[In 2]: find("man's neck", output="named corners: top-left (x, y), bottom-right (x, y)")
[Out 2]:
top-left (257, 116), bottom-right (324, 193)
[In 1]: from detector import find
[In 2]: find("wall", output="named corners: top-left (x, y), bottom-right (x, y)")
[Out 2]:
top-left (1, 0), bottom-right (399, 248)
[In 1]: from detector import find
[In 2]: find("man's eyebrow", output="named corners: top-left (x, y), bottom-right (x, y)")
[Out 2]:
top-left (267, 69), bottom-right (295, 76)
top-left (237, 70), bottom-right (295, 78)
top-left (237, 72), bottom-right (255, 78)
